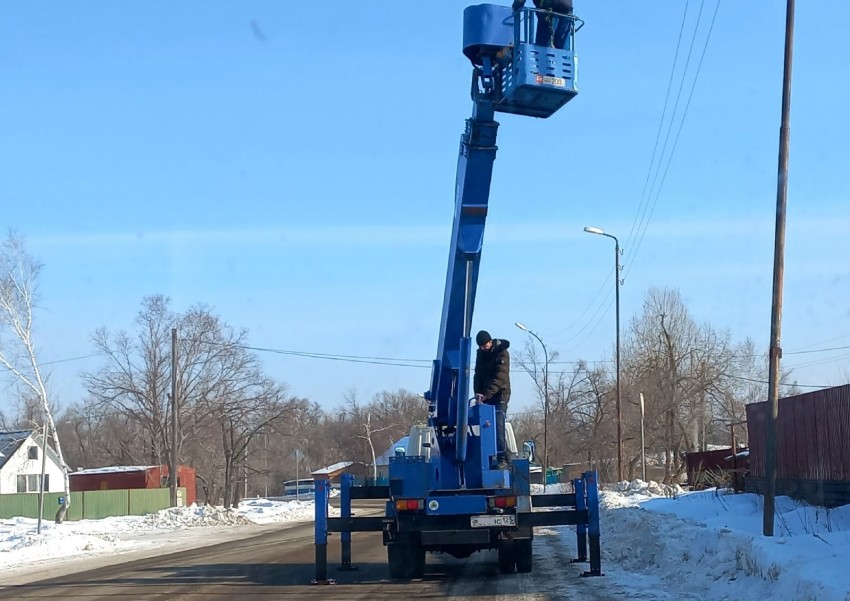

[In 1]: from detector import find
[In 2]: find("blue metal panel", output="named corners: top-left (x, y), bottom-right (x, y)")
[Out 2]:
top-left (426, 494), bottom-right (487, 516)
top-left (389, 456), bottom-right (430, 498)
top-left (512, 458), bottom-right (531, 495)
top-left (482, 468), bottom-right (511, 489)
top-left (463, 4), bottom-right (514, 64)
top-left (473, 403), bottom-right (498, 472)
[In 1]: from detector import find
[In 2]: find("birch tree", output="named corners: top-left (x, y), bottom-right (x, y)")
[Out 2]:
top-left (0, 232), bottom-right (71, 522)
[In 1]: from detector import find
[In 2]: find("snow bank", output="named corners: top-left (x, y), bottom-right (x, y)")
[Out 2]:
top-left (143, 505), bottom-right (253, 528)
top-left (599, 483), bottom-right (850, 601)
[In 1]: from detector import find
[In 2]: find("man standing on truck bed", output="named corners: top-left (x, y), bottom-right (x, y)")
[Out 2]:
top-left (474, 330), bottom-right (512, 470)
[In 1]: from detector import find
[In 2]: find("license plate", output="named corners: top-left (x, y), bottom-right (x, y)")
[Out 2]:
top-left (470, 514), bottom-right (516, 528)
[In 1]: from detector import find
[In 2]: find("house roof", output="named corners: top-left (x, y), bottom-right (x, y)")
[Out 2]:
top-left (311, 461), bottom-right (354, 476)
top-left (72, 466), bottom-right (157, 476)
top-left (0, 430), bottom-right (33, 470)
top-left (376, 436), bottom-right (409, 466)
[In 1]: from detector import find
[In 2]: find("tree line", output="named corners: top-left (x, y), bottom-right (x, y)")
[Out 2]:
top-left (511, 287), bottom-right (802, 483)
top-left (0, 233), bottom-right (819, 512)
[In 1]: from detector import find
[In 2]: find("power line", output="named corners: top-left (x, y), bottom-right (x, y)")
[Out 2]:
top-left (624, 0), bottom-right (722, 278)
top-left (726, 373), bottom-right (828, 390)
top-left (41, 353), bottom-right (105, 366)
top-left (563, 2), bottom-right (692, 344)
top-left (625, 0), bottom-right (692, 253)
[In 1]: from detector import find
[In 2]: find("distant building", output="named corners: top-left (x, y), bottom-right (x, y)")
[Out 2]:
top-left (375, 436), bottom-right (410, 481)
top-left (69, 465), bottom-right (197, 505)
top-left (310, 461), bottom-right (369, 485)
top-left (0, 430), bottom-right (64, 495)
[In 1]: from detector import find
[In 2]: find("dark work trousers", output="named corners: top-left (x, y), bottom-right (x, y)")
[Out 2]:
top-left (535, 13), bottom-right (571, 49)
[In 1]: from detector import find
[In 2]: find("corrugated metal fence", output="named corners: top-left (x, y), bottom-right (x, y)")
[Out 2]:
top-left (746, 384), bottom-right (850, 506)
top-left (0, 487), bottom-right (184, 520)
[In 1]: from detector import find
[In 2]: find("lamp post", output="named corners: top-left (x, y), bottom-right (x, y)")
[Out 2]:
top-left (515, 322), bottom-right (549, 489)
top-left (583, 225), bottom-right (623, 482)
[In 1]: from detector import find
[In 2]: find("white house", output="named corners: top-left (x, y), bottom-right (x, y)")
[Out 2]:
top-left (0, 430), bottom-right (64, 494)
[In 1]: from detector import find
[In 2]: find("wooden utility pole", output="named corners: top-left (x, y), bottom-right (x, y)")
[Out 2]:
top-left (764, 0), bottom-right (796, 537)
top-left (170, 327), bottom-right (179, 507)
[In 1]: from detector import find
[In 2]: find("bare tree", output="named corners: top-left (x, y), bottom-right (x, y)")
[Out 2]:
top-left (0, 233), bottom-right (71, 522)
top-left (83, 296), bottom-right (176, 465)
top-left (82, 295), bottom-right (298, 507)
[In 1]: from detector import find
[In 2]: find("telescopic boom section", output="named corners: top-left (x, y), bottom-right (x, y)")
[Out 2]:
top-left (427, 105), bottom-right (499, 463)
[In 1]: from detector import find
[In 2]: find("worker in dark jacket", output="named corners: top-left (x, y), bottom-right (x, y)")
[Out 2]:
top-left (512, 0), bottom-right (574, 49)
top-left (473, 330), bottom-right (512, 469)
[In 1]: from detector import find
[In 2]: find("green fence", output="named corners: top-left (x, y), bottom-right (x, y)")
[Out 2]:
top-left (0, 487), bottom-right (185, 520)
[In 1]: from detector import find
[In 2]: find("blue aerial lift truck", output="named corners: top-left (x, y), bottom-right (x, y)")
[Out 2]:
top-left (313, 3), bottom-right (601, 582)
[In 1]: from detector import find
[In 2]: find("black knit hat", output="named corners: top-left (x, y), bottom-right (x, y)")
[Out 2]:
top-left (475, 330), bottom-right (492, 346)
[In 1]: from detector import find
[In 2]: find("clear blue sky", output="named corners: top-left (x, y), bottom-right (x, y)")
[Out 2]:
top-left (0, 1), bottom-right (847, 415)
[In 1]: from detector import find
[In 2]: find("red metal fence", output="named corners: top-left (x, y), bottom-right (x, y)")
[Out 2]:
top-left (746, 384), bottom-right (850, 481)
top-left (745, 384), bottom-right (850, 506)
top-left (686, 448), bottom-right (749, 491)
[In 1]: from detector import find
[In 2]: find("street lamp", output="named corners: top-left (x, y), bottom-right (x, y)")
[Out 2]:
top-left (515, 321), bottom-right (549, 489)
top-left (583, 225), bottom-right (623, 482)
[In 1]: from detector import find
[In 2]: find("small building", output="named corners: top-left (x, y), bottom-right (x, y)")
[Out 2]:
top-left (70, 465), bottom-right (197, 505)
top-left (0, 430), bottom-right (64, 495)
top-left (311, 461), bottom-right (369, 486)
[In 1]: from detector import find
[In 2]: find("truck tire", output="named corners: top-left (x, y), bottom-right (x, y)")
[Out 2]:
top-left (514, 539), bottom-right (533, 573)
top-left (498, 539), bottom-right (516, 574)
top-left (387, 543), bottom-right (408, 579)
top-left (410, 543), bottom-right (426, 578)
top-left (388, 543), bottom-right (425, 579)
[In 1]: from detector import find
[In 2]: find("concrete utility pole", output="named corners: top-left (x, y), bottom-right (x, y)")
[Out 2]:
top-left (764, 0), bottom-right (796, 538)
top-left (170, 327), bottom-right (179, 508)
top-left (515, 322), bottom-right (549, 490)
top-left (584, 226), bottom-right (623, 482)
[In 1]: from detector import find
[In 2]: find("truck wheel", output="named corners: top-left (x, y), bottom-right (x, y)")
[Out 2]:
top-left (388, 543), bottom-right (425, 579)
top-left (387, 543), bottom-right (407, 579)
top-left (514, 539), bottom-right (533, 573)
top-left (410, 544), bottom-right (426, 578)
top-left (498, 540), bottom-right (516, 574)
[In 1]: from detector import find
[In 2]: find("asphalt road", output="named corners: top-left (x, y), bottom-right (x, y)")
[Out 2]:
top-left (0, 505), bottom-right (616, 601)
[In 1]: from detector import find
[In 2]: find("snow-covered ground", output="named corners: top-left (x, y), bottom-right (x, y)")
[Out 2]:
top-left (1, 484), bottom-right (848, 600)
top-left (591, 481), bottom-right (850, 601)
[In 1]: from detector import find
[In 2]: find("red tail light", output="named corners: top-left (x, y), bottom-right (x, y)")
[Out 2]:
top-left (395, 499), bottom-right (424, 512)
top-left (493, 495), bottom-right (517, 509)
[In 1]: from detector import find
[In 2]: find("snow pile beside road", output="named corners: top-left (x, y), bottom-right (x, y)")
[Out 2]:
top-left (599, 486), bottom-right (850, 601)
top-left (238, 498), bottom-right (333, 524)
top-left (143, 505), bottom-right (253, 528)
top-left (605, 478), bottom-right (684, 499)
